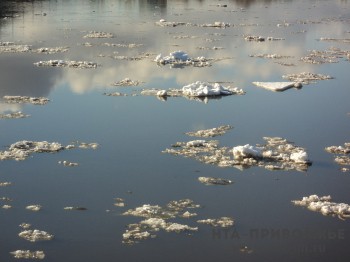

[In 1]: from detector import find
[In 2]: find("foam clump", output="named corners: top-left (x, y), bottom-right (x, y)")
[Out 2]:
top-left (198, 177), bottom-right (232, 185)
top-left (10, 250), bottom-right (45, 259)
top-left (34, 60), bottom-right (98, 69)
top-left (292, 195), bottom-right (350, 220)
top-left (197, 217), bottom-right (234, 227)
top-left (18, 229), bottom-right (54, 242)
top-left (3, 96), bottom-right (49, 105)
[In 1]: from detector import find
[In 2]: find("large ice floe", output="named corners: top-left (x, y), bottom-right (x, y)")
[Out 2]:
top-left (325, 142), bottom-right (350, 172)
top-left (0, 141), bottom-right (65, 161)
top-left (34, 60), bottom-right (98, 69)
top-left (140, 81), bottom-right (245, 103)
top-left (252, 82), bottom-right (302, 92)
top-left (292, 195), bottom-right (350, 220)
top-left (19, 229), bottom-right (54, 242)
top-left (163, 133), bottom-right (311, 172)
top-left (3, 96), bottom-right (49, 105)
top-left (154, 51), bottom-right (213, 67)
top-left (10, 250), bottom-right (45, 260)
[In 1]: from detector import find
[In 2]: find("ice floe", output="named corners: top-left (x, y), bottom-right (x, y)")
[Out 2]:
top-left (19, 223), bottom-right (31, 229)
top-left (197, 217), bottom-right (234, 227)
top-left (252, 82), bottom-right (302, 92)
top-left (83, 31), bottom-right (114, 38)
top-left (155, 19), bottom-right (188, 27)
top-left (292, 195), bottom-right (350, 220)
top-left (2, 204), bottom-right (12, 209)
top-left (122, 199), bottom-right (200, 244)
top-left (0, 182), bottom-right (12, 187)
top-left (34, 60), bottom-right (98, 69)
top-left (198, 177), bottom-right (233, 185)
top-left (34, 47), bottom-right (69, 54)
top-left (112, 78), bottom-right (143, 86)
top-left (185, 125), bottom-right (233, 138)
top-left (301, 47), bottom-right (350, 64)
top-left (282, 72), bottom-right (334, 84)
top-left (141, 82), bottom-right (244, 102)
top-left (0, 42), bottom-right (31, 53)
top-left (0, 111), bottom-right (30, 119)
top-left (58, 160), bottom-right (79, 167)
top-left (200, 21), bottom-right (231, 28)
top-left (163, 135), bottom-right (311, 172)
top-left (154, 51), bottom-right (212, 67)
top-left (10, 250), bottom-right (45, 260)
top-left (19, 229), bottom-right (54, 242)
top-left (26, 205), bottom-right (42, 212)
top-left (325, 143), bottom-right (350, 170)
top-left (249, 53), bottom-right (293, 59)
top-left (3, 96), bottom-right (49, 105)
top-left (0, 141), bottom-right (65, 161)
top-left (114, 198), bottom-right (126, 207)
top-left (63, 206), bottom-right (87, 211)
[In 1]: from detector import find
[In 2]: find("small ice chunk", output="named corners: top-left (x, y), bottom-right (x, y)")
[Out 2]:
top-left (252, 82), bottom-right (302, 92)
top-left (197, 217), bottom-right (234, 227)
top-left (18, 229), bottom-right (54, 242)
top-left (290, 150), bottom-right (309, 163)
top-left (198, 177), bottom-right (232, 185)
top-left (10, 250), bottom-right (45, 259)
top-left (232, 144), bottom-right (262, 159)
top-left (26, 205), bottom-right (42, 211)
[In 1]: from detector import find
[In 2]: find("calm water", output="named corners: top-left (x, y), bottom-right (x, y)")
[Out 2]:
top-left (1, 0), bottom-right (350, 261)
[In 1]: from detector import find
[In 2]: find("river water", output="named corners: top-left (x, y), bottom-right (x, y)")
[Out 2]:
top-left (1, 0), bottom-right (350, 261)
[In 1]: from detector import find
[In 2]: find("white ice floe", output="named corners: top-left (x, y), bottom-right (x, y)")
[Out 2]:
top-left (34, 47), bottom-right (69, 54)
top-left (0, 182), bottom-right (11, 187)
top-left (282, 72), bottom-right (333, 84)
top-left (252, 82), bottom-right (302, 92)
top-left (113, 78), bottom-right (143, 86)
top-left (2, 204), bottom-right (12, 209)
top-left (0, 42), bottom-right (31, 53)
top-left (10, 250), bottom-right (45, 260)
top-left (58, 160), bottom-right (79, 167)
top-left (292, 195), bottom-right (350, 220)
top-left (154, 51), bottom-right (212, 67)
top-left (201, 21), bottom-right (230, 28)
top-left (34, 60), bottom-right (98, 69)
top-left (185, 125), bottom-right (233, 138)
top-left (63, 206), bottom-right (87, 211)
top-left (155, 19), bottom-right (188, 27)
top-left (182, 81), bottom-right (239, 97)
top-left (0, 111), bottom-right (30, 119)
top-left (19, 223), bottom-right (31, 229)
top-left (325, 142), bottom-right (350, 169)
top-left (198, 177), bottom-right (233, 185)
top-left (197, 217), bottom-right (234, 227)
top-left (300, 47), bottom-right (350, 64)
top-left (3, 96), bottom-right (49, 105)
top-left (83, 31), bottom-right (114, 38)
top-left (114, 198), bottom-right (126, 207)
top-left (26, 205), bottom-right (42, 212)
top-left (0, 141), bottom-right (64, 161)
top-left (164, 135), bottom-right (311, 172)
top-left (19, 229), bottom-right (54, 242)
top-left (232, 144), bottom-right (263, 159)
top-left (122, 199), bottom-right (200, 244)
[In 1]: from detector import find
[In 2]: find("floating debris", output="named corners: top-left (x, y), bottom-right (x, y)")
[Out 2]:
top-left (3, 96), bottom-right (49, 105)
top-left (122, 199), bottom-right (200, 244)
top-left (0, 111), bottom-right (30, 119)
top-left (252, 82), bottom-right (302, 92)
top-left (26, 205), bottom-right (42, 212)
top-left (0, 182), bottom-right (12, 187)
top-left (19, 229), bottom-right (54, 242)
top-left (197, 217), bottom-right (234, 227)
top-left (163, 136), bottom-right (311, 172)
top-left (292, 195), bottom-right (350, 220)
top-left (198, 177), bottom-right (233, 185)
top-left (83, 31), bottom-right (114, 38)
top-left (63, 206), bottom-right (87, 211)
top-left (58, 160), bottom-right (79, 167)
top-left (112, 78), bottom-right (143, 86)
top-left (282, 72), bottom-right (333, 84)
top-left (114, 198), bottom-right (125, 207)
top-left (185, 125), bottom-right (233, 138)
top-left (10, 250), bottom-right (45, 260)
top-left (34, 60), bottom-right (98, 69)
top-left (325, 143), bottom-right (350, 168)
top-left (154, 51), bottom-right (212, 67)
top-left (0, 140), bottom-right (66, 161)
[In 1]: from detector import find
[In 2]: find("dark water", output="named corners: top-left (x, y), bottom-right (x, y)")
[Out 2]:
top-left (1, 0), bottom-right (350, 261)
